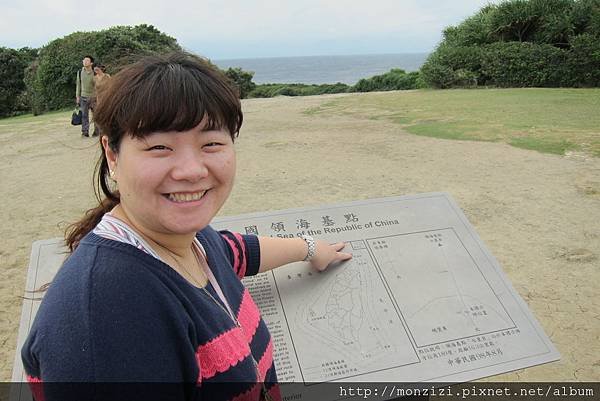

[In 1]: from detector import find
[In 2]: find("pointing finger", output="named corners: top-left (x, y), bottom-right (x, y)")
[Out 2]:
top-left (332, 242), bottom-right (348, 251)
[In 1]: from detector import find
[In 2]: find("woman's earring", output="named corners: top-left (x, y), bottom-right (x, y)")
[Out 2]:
top-left (109, 170), bottom-right (116, 181)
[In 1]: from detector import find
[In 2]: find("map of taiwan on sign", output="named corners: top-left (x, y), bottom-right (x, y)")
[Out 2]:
top-left (13, 193), bottom-right (559, 401)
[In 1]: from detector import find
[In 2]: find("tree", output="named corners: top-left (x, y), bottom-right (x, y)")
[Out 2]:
top-left (488, 0), bottom-right (539, 42)
top-left (0, 47), bottom-right (37, 117)
top-left (442, 6), bottom-right (495, 47)
top-left (29, 25), bottom-right (182, 112)
top-left (223, 67), bottom-right (256, 99)
top-left (528, 0), bottom-right (574, 47)
top-left (570, 0), bottom-right (600, 36)
top-left (420, 0), bottom-right (600, 88)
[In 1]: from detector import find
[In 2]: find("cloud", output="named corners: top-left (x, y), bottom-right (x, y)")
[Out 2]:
top-left (0, 0), bottom-right (500, 57)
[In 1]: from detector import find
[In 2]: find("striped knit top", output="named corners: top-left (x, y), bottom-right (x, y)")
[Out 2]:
top-left (21, 216), bottom-right (281, 401)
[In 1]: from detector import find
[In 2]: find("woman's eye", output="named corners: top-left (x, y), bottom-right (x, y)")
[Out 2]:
top-left (147, 145), bottom-right (169, 151)
top-left (203, 142), bottom-right (223, 148)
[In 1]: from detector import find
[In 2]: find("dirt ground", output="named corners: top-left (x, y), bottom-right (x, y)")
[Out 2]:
top-left (1, 92), bottom-right (599, 381)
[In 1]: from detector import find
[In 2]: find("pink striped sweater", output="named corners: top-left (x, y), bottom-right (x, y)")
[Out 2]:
top-left (21, 221), bottom-right (281, 401)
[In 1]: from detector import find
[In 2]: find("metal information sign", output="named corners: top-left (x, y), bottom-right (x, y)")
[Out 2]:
top-left (12, 193), bottom-right (559, 400)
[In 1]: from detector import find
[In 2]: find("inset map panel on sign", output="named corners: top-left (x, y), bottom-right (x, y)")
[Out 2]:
top-left (367, 229), bottom-right (514, 347)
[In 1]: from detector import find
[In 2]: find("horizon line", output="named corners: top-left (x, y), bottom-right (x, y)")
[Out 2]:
top-left (212, 51), bottom-right (431, 62)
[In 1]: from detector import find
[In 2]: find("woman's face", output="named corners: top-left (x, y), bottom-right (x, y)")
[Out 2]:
top-left (102, 123), bottom-right (236, 238)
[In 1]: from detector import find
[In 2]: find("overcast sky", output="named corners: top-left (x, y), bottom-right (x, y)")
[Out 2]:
top-left (0, 0), bottom-right (500, 60)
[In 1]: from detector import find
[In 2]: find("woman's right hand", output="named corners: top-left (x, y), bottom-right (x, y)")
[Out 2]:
top-left (309, 241), bottom-right (352, 271)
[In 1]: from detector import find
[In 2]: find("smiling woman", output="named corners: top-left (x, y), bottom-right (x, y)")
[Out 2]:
top-left (104, 126), bottom-right (237, 241)
top-left (20, 52), bottom-right (352, 401)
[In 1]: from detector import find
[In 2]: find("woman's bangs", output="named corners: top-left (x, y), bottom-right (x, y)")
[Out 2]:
top-left (125, 64), bottom-right (235, 138)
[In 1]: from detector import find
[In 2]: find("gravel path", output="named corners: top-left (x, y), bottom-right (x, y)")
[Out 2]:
top-left (1, 92), bottom-right (598, 381)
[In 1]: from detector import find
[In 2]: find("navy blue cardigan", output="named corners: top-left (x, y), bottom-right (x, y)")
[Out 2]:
top-left (21, 226), bottom-right (280, 401)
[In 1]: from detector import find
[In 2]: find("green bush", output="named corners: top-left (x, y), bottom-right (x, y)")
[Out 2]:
top-left (249, 83), bottom-right (349, 98)
top-left (568, 33), bottom-right (600, 86)
top-left (442, 6), bottom-right (495, 47)
top-left (421, 46), bottom-right (485, 88)
top-left (315, 82), bottom-right (351, 94)
top-left (351, 69), bottom-right (421, 92)
top-left (0, 47), bottom-right (37, 117)
top-left (224, 67), bottom-right (256, 99)
top-left (248, 72), bottom-right (422, 98)
top-left (28, 24), bottom-right (181, 113)
top-left (421, 0), bottom-right (600, 88)
top-left (481, 41), bottom-right (569, 87)
top-left (22, 59), bottom-right (45, 115)
top-left (529, 0), bottom-right (575, 46)
top-left (571, 0), bottom-right (600, 36)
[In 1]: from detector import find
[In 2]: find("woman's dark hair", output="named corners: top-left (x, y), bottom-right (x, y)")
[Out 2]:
top-left (65, 51), bottom-right (243, 251)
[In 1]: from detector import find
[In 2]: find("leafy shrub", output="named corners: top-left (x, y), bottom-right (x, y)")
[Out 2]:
top-left (249, 83), bottom-right (350, 98)
top-left (28, 24), bottom-right (181, 113)
top-left (421, 0), bottom-right (600, 88)
top-left (442, 6), bottom-right (495, 47)
top-left (0, 47), bottom-right (37, 117)
top-left (249, 71), bottom-right (422, 98)
top-left (315, 82), bottom-right (351, 94)
top-left (421, 46), bottom-right (485, 88)
top-left (351, 69), bottom-right (421, 92)
top-left (224, 67), bottom-right (256, 99)
top-left (22, 59), bottom-right (44, 115)
top-left (568, 33), bottom-right (600, 86)
top-left (481, 41), bottom-right (569, 87)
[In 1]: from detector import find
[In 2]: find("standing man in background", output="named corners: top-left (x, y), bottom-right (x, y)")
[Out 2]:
top-left (75, 55), bottom-right (97, 137)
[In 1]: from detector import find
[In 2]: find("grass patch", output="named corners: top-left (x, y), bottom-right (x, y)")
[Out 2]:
top-left (303, 88), bottom-right (600, 156)
top-left (509, 137), bottom-right (574, 155)
top-left (302, 100), bottom-right (340, 116)
top-left (0, 109), bottom-right (71, 126)
top-left (381, 112), bottom-right (413, 124)
top-left (406, 122), bottom-right (476, 141)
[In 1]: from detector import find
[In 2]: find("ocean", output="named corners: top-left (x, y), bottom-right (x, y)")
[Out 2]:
top-left (213, 53), bottom-right (429, 85)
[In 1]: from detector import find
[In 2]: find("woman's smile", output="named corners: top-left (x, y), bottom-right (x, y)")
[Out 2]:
top-left (165, 189), bottom-right (209, 203)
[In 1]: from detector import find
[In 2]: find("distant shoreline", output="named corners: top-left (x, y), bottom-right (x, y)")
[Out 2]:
top-left (213, 53), bottom-right (429, 85)
top-left (214, 52), bottom-right (430, 62)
